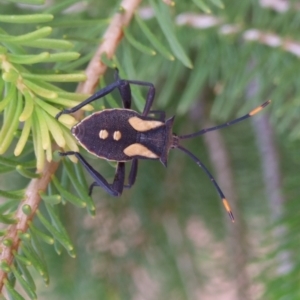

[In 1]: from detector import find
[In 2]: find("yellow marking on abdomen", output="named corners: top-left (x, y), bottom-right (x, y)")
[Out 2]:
top-left (99, 129), bottom-right (109, 139)
top-left (113, 131), bottom-right (122, 141)
top-left (128, 116), bottom-right (164, 132)
top-left (124, 143), bottom-right (158, 158)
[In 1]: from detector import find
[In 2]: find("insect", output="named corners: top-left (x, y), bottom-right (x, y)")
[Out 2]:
top-left (56, 70), bottom-right (270, 222)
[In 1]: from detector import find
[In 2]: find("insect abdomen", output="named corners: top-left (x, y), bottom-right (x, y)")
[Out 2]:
top-left (72, 109), bottom-right (170, 162)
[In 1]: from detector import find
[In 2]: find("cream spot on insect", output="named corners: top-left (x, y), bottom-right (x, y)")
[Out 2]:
top-left (124, 143), bottom-right (158, 158)
top-left (128, 116), bottom-right (164, 132)
top-left (99, 129), bottom-right (109, 139)
top-left (113, 131), bottom-right (122, 141)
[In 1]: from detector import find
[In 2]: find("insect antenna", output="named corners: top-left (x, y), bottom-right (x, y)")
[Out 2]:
top-left (178, 100), bottom-right (271, 140)
top-left (176, 145), bottom-right (234, 222)
top-left (175, 100), bottom-right (270, 221)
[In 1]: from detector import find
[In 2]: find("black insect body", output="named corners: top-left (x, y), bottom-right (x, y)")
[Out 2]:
top-left (56, 70), bottom-right (270, 222)
top-left (72, 109), bottom-right (175, 165)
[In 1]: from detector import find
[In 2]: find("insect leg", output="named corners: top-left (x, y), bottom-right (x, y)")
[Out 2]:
top-left (113, 73), bottom-right (156, 114)
top-left (59, 151), bottom-right (123, 196)
top-left (114, 69), bottom-right (132, 109)
top-left (122, 79), bottom-right (156, 116)
top-left (89, 162), bottom-right (126, 196)
top-left (124, 158), bottom-right (138, 189)
top-left (55, 81), bottom-right (124, 120)
top-left (110, 162), bottom-right (126, 195)
top-left (114, 69), bottom-right (156, 111)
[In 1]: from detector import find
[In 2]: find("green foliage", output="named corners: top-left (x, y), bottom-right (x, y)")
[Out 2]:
top-left (0, 15), bottom-right (91, 170)
top-left (0, 0), bottom-right (299, 299)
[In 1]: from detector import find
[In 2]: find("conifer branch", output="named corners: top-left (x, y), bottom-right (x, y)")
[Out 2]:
top-left (0, 0), bottom-right (142, 294)
top-left (0, 157), bottom-right (59, 291)
top-left (77, 0), bottom-right (142, 96)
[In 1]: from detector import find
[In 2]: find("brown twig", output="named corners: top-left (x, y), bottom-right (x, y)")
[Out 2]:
top-left (0, 0), bottom-right (141, 292)
top-left (77, 0), bottom-right (142, 95)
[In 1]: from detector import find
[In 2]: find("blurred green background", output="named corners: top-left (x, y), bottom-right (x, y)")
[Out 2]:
top-left (1, 0), bottom-right (300, 299)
